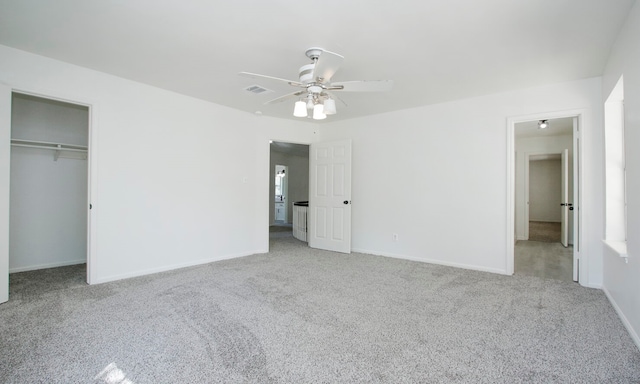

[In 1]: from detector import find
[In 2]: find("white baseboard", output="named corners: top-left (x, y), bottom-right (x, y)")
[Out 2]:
top-left (603, 285), bottom-right (640, 351)
top-left (10, 259), bottom-right (86, 273)
top-left (92, 250), bottom-right (265, 285)
top-left (351, 248), bottom-right (508, 275)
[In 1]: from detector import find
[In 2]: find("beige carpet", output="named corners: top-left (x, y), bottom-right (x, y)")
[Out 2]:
top-left (528, 221), bottom-right (561, 242)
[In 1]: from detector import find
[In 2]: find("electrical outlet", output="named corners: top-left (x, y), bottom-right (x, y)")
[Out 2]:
top-left (393, 233), bottom-right (399, 241)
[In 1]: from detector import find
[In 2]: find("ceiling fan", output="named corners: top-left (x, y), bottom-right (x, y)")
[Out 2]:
top-left (239, 47), bottom-right (393, 119)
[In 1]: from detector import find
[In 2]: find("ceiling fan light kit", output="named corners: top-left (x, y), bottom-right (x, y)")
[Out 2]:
top-left (293, 100), bottom-right (308, 117)
top-left (239, 47), bottom-right (393, 120)
top-left (323, 98), bottom-right (337, 115)
top-left (313, 104), bottom-right (327, 120)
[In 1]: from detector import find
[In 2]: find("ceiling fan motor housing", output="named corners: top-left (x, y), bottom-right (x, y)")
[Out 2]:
top-left (299, 63), bottom-right (315, 84)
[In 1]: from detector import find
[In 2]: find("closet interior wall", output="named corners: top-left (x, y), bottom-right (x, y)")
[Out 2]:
top-left (9, 93), bottom-right (88, 273)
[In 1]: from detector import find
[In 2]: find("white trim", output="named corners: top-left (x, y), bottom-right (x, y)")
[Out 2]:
top-left (603, 286), bottom-right (640, 351)
top-left (352, 248), bottom-right (508, 275)
top-left (524, 155), bottom-right (530, 239)
top-left (0, 83), bottom-right (10, 303)
top-left (92, 250), bottom-right (266, 285)
top-left (9, 260), bottom-right (85, 274)
top-left (506, 120), bottom-right (515, 274)
top-left (507, 109), bottom-right (586, 282)
top-left (87, 102), bottom-right (98, 285)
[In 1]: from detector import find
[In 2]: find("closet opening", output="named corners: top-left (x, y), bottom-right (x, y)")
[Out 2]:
top-left (8, 92), bottom-right (90, 289)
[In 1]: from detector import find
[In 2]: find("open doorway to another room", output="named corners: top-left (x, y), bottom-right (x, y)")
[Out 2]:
top-left (269, 141), bottom-right (310, 242)
top-left (513, 117), bottom-right (575, 282)
top-left (528, 154), bottom-right (563, 243)
top-left (274, 164), bottom-right (288, 223)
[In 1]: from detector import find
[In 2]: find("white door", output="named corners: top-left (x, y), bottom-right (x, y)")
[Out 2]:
top-left (572, 117), bottom-right (580, 282)
top-left (0, 84), bottom-right (11, 304)
top-left (560, 148), bottom-right (569, 247)
top-left (308, 139), bottom-right (352, 253)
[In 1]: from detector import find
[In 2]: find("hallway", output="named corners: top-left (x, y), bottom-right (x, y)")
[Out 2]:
top-left (515, 240), bottom-right (573, 281)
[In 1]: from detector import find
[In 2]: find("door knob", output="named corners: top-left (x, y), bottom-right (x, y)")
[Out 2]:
top-left (343, 200), bottom-right (350, 205)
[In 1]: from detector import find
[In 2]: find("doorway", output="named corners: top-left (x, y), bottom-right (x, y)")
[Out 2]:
top-left (526, 153), bottom-right (564, 243)
top-left (269, 141), bottom-right (310, 241)
top-left (274, 164), bottom-right (288, 223)
top-left (508, 114), bottom-right (582, 282)
top-left (5, 91), bottom-right (91, 300)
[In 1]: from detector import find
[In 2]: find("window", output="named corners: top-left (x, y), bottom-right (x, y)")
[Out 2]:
top-left (604, 76), bottom-right (627, 258)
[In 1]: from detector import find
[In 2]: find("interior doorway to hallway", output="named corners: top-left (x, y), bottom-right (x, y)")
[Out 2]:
top-left (268, 141), bottom-right (310, 244)
top-left (509, 115), bottom-right (580, 282)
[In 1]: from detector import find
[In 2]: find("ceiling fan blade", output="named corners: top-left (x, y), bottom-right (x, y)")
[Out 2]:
top-left (331, 80), bottom-right (394, 92)
top-left (264, 90), bottom-right (306, 105)
top-left (238, 72), bottom-right (304, 87)
top-left (311, 50), bottom-right (344, 83)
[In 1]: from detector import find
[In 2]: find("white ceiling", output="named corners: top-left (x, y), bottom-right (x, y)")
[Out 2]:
top-left (515, 117), bottom-right (574, 138)
top-left (0, 0), bottom-right (634, 123)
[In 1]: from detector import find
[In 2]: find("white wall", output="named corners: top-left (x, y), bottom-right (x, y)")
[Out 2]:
top-left (601, 0), bottom-right (640, 349)
top-left (320, 78), bottom-right (603, 284)
top-left (529, 159), bottom-right (561, 222)
top-left (514, 135), bottom-right (573, 240)
top-left (0, 42), bottom-right (608, 294)
top-left (10, 93), bottom-right (88, 272)
top-left (0, 44), bottom-right (319, 284)
top-left (269, 150), bottom-right (309, 224)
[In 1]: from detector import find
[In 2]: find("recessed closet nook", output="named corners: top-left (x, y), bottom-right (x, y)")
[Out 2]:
top-left (9, 93), bottom-right (88, 275)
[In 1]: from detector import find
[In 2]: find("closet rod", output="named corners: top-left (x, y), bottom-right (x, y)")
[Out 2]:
top-left (10, 143), bottom-right (87, 153)
top-left (10, 139), bottom-right (87, 152)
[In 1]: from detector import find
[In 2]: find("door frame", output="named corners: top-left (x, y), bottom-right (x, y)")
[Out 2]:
top-left (522, 151), bottom-right (564, 240)
top-left (267, 139), bottom-right (310, 250)
top-left (274, 164), bottom-right (288, 223)
top-left (4, 87), bottom-right (97, 291)
top-left (561, 148), bottom-right (570, 247)
top-left (506, 110), bottom-right (584, 281)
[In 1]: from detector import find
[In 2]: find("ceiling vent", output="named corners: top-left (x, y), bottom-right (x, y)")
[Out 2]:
top-left (244, 84), bottom-right (272, 94)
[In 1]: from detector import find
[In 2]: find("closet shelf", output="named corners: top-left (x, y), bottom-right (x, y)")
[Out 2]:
top-left (10, 139), bottom-right (88, 161)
